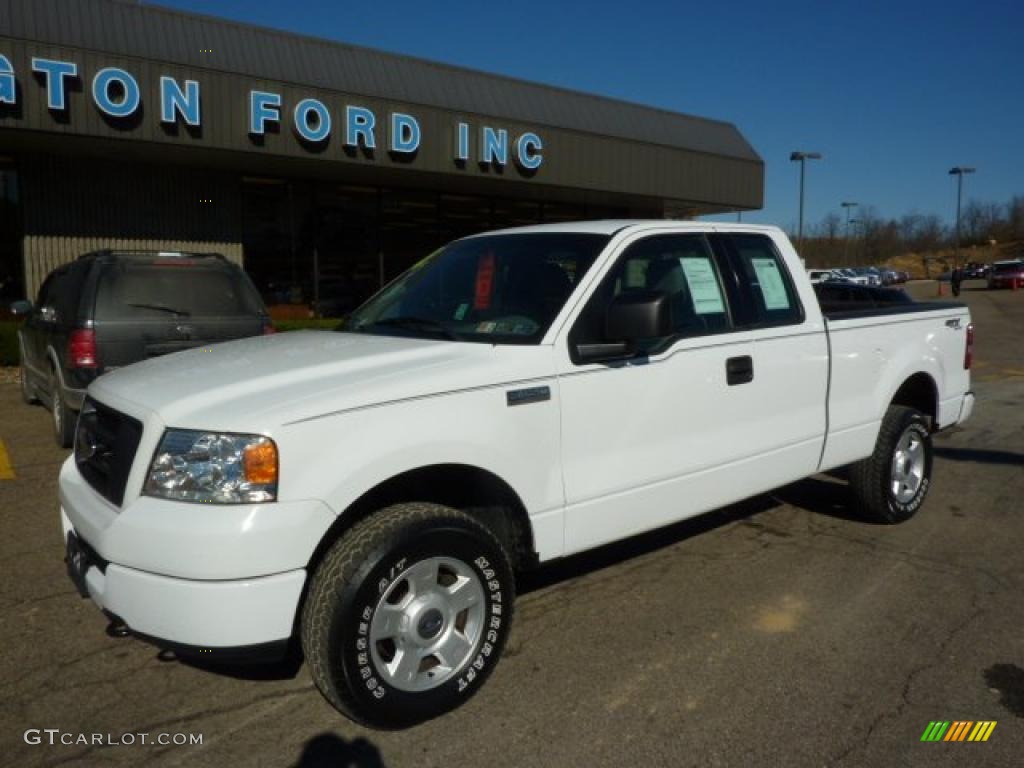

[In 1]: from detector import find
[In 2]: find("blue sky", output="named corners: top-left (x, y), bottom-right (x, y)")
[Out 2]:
top-left (156, 0), bottom-right (1022, 231)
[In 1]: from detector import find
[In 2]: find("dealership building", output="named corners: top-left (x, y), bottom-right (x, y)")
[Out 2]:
top-left (0, 0), bottom-right (763, 310)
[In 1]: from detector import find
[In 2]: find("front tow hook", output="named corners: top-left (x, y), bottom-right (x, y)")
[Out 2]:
top-left (105, 620), bottom-right (130, 638)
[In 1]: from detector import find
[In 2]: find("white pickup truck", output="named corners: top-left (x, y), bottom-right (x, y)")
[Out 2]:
top-left (59, 222), bottom-right (975, 726)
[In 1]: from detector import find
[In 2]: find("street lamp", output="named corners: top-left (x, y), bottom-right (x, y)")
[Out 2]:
top-left (948, 166), bottom-right (976, 269)
top-left (841, 201), bottom-right (858, 264)
top-left (848, 218), bottom-right (862, 264)
top-left (790, 151), bottom-right (823, 254)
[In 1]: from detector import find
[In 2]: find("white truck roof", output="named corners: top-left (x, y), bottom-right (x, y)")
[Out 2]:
top-left (469, 219), bottom-right (784, 238)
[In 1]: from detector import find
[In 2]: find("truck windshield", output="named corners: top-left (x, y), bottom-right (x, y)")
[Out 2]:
top-left (341, 233), bottom-right (610, 344)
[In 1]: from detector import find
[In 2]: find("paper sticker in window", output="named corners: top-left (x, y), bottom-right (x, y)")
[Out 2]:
top-left (624, 259), bottom-right (647, 289)
top-left (751, 257), bottom-right (790, 310)
top-left (680, 257), bottom-right (725, 315)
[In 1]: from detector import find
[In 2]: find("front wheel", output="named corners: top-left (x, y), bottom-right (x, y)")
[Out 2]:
top-left (301, 503), bottom-right (515, 727)
top-left (849, 405), bottom-right (933, 523)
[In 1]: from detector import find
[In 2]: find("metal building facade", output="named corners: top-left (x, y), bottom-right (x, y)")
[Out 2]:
top-left (0, 0), bottom-right (764, 305)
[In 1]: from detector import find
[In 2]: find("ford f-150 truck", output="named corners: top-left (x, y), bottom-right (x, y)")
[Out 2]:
top-left (59, 222), bottom-right (975, 727)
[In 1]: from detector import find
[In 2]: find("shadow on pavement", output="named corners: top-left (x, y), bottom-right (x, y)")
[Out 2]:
top-left (983, 663), bottom-right (1024, 718)
top-left (935, 446), bottom-right (1024, 467)
top-left (519, 493), bottom-right (780, 595)
top-left (769, 475), bottom-right (871, 524)
top-left (293, 732), bottom-right (386, 767)
top-left (171, 643), bottom-right (305, 681)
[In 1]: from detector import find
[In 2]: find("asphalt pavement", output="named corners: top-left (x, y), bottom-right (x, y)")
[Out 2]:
top-left (1, 280), bottom-right (1022, 767)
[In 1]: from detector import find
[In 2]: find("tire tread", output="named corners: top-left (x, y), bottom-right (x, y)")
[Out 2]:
top-left (300, 502), bottom-right (511, 723)
top-left (849, 405), bottom-right (926, 524)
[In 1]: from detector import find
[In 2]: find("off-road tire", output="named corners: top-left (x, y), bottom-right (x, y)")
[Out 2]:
top-left (850, 405), bottom-right (933, 524)
top-left (301, 502), bottom-right (514, 728)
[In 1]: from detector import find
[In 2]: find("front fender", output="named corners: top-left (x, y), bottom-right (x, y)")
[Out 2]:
top-left (275, 383), bottom-right (565, 559)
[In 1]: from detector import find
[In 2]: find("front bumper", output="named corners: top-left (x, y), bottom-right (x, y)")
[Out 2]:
top-left (59, 457), bottom-right (337, 648)
top-left (62, 506), bottom-right (305, 647)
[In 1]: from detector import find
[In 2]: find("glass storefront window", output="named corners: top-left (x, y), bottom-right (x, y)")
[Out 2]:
top-left (0, 160), bottom-right (22, 303)
top-left (241, 175), bottom-right (639, 319)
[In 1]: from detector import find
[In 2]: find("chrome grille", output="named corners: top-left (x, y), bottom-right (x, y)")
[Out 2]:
top-left (75, 398), bottom-right (143, 507)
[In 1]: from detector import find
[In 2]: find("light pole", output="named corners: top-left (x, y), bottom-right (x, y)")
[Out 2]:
top-left (948, 166), bottom-right (976, 269)
top-left (841, 201), bottom-right (858, 264)
top-left (790, 151), bottom-right (822, 254)
top-left (848, 218), bottom-right (862, 264)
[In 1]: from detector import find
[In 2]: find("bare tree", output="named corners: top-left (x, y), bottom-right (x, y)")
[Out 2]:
top-left (961, 200), bottom-right (1002, 243)
top-left (795, 192), bottom-right (1021, 270)
top-left (820, 212), bottom-right (841, 242)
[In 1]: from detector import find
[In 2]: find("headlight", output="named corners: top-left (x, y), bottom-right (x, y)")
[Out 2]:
top-left (144, 430), bottom-right (278, 503)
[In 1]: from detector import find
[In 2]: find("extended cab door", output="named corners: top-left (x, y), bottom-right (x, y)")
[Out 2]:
top-left (556, 229), bottom-right (827, 555)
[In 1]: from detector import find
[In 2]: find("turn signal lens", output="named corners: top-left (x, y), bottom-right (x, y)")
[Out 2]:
top-left (244, 439), bottom-right (278, 485)
top-left (964, 322), bottom-right (974, 370)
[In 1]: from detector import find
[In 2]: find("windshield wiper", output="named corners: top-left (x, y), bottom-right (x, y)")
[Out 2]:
top-left (364, 316), bottom-right (460, 341)
top-left (126, 302), bottom-right (191, 317)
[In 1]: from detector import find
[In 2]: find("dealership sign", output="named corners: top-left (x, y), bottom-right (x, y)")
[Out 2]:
top-left (0, 54), bottom-right (544, 170)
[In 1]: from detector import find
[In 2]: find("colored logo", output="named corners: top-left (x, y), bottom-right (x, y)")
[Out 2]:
top-left (920, 721), bottom-right (997, 742)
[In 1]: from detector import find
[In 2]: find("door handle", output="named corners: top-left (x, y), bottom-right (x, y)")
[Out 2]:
top-left (726, 355), bottom-right (754, 386)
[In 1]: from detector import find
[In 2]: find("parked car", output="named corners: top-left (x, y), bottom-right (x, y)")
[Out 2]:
top-left (808, 269), bottom-right (840, 284)
top-left (987, 260), bottom-right (1024, 290)
top-left (851, 267), bottom-right (881, 286)
top-left (838, 268), bottom-right (871, 285)
top-left (962, 262), bottom-right (990, 280)
top-left (876, 268), bottom-right (898, 286)
top-left (15, 250), bottom-right (273, 447)
top-left (59, 223), bottom-right (974, 727)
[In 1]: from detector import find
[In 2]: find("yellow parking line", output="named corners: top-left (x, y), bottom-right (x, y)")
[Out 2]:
top-left (0, 438), bottom-right (14, 480)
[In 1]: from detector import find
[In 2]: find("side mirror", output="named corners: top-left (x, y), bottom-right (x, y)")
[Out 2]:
top-left (606, 290), bottom-right (671, 340)
top-left (574, 290), bottom-right (671, 364)
top-left (9, 299), bottom-right (32, 317)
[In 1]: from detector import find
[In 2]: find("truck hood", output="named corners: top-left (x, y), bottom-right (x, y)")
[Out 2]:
top-left (89, 330), bottom-right (552, 431)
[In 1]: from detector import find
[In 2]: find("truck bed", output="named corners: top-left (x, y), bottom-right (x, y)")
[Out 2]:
top-left (813, 281), bottom-right (965, 320)
top-left (820, 298), bottom-right (972, 472)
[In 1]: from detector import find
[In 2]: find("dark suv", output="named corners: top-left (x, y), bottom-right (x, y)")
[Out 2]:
top-left (14, 250), bottom-right (274, 447)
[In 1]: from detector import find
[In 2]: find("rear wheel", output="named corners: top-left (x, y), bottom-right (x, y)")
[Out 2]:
top-left (849, 405), bottom-right (933, 523)
top-left (301, 503), bottom-right (514, 727)
top-left (51, 371), bottom-right (76, 449)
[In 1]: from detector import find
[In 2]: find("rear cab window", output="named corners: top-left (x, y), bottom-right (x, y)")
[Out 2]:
top-left (716, 233), bottom-right (805, 327)
top-left (95, 258), bottom-right (264, 320)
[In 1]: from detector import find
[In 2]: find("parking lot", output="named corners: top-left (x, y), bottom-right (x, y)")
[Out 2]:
top-left (1, 280), bottom-right (1022, 768)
